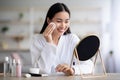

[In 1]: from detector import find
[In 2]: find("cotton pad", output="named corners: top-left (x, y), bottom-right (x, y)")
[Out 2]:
top-left (24, 74), bottom-right (31, 78)
top-left (50, 22), bottom-right (56, 29)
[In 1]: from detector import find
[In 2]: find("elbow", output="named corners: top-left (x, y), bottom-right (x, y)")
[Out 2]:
top-left (39, 66), bottom-right (52, 74)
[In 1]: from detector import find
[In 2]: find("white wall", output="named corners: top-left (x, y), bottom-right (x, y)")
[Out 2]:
top-left (110, 0), bottom-right (120, 72)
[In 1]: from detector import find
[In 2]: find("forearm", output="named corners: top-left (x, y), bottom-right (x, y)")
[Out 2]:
top-left (31, 42), bottom-right (57, 74)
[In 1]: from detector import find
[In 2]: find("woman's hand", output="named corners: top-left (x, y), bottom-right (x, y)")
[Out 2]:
top-left (43, 22), bottom-right (56, 44)
top-left (55, 64), bottom-right (75, 75)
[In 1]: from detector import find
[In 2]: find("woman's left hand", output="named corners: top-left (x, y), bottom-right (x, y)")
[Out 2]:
top-left (55, 64), bottom-right (75, 75)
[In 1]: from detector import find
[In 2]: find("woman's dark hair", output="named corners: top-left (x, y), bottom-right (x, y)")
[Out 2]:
top-left (40, 2), bottom-right (71, 35)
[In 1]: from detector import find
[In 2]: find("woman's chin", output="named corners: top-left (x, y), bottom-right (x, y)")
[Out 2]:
top-left (56, 30), bottom-right (65, 36)
top-left (58, 32), bottom-right (64, 36)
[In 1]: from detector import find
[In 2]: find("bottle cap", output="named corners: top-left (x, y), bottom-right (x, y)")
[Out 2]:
top-left (12, 59), bottom-right (16, 63)
top-left (5, 57), bottom-right (9, 61)
top-left (17, 59), bottom-right (21, 64)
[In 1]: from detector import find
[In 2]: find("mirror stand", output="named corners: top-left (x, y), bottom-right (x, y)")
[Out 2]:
top-left (72, 48), bottom-right (107, 78)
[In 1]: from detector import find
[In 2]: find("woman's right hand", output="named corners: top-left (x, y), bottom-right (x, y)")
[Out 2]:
top-left (43, 22), bottom-right (56, 44)
top-left (55, 64), bottom-right (75, 75)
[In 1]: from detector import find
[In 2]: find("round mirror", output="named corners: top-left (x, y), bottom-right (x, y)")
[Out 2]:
top-left (76, 35), bottom-right (100, 61)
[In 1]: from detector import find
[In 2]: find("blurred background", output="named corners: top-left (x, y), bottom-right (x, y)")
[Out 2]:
top-left (0, 0), bottom-right (120, 73)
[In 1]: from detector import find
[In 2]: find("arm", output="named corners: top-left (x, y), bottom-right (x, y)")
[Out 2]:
top-left (30, 35), bottom-right (57, 74)
top-left (55, 59), bottom-right (93, 75)
top-left (30, 23), bottom-right (57, 74)
top-left (55, 34), bottom-right (80, 75)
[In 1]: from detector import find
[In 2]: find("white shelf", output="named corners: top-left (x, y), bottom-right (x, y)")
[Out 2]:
top-left (72, 20), bottom-right (101, 25)
top-left (0, 7), bottom-right (34, 51)
top-left (0, 7), bottom-right (102, 51)
top-left (0, 48), bottom-right (29, 52)
top-left (0, 20), bottom-right (30, 25)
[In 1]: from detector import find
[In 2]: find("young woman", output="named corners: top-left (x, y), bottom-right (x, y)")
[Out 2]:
top-left (30, 2), bottom-right (93, 76)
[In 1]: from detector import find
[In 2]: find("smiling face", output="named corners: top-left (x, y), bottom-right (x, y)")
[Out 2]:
top-left (48, 11), bottom-right (70, 36)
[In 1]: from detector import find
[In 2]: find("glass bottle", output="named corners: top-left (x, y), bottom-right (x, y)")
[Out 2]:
top-left (11, 59), bottom-right (16, 76)
top-left (4, 57), bottom-right (9, 77)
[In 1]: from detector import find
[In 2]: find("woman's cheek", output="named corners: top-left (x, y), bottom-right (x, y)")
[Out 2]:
top-left (56, 23), bottom-right (60, 28)
top-left (65, 26), bottom-right (69, 31)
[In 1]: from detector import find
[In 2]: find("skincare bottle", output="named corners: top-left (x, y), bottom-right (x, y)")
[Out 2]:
top-left (4, 57), bottom-right (9, 77)
top-left (11, 59), bottom-right (16, 76)
top-left (16, 59), bottom-right (22, 77)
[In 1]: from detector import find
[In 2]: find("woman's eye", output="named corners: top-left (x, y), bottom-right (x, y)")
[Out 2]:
top-left (57, 21), bottom-right (61, 23)
top-left (65, 21), bottom-right (68, 23)
top-left (65, 21), bottom-right (70, 24)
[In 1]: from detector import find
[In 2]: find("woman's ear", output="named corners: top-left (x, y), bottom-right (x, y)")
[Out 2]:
top-left (47, 18), bottom-right (51, 24)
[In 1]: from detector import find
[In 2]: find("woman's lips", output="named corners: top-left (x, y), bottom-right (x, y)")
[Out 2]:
top-left (58, 29), bottom-right (65, 33)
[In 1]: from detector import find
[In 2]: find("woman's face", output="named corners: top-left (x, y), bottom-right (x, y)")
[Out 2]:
top-left (50, 11), bottom-right (70, 36)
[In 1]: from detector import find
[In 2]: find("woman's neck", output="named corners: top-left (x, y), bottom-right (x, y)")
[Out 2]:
top-left (52, 34), bottom-right (60, 45)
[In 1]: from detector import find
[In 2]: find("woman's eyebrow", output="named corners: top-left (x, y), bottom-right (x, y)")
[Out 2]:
top-left (55, 18), bottom-right (70, 21)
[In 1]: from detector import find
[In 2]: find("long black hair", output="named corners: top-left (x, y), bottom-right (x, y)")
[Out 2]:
top-left (40, 2), bottom-right (71, 35)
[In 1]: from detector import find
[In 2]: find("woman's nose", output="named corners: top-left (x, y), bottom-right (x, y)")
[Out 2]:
top-left (61, 22), bottom-right (66, 28)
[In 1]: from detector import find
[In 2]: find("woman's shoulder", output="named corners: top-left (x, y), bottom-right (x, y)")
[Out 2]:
top-left (31, 34), bottom-right (46, 46)
top-left (33, 34), bottom-right (43, 39)
top-left (65, 33), bottom-right (79, 39)
top-left (32, 34), bottom-right (45, 42)
top-left (63, 33), bottom-right (80, 43)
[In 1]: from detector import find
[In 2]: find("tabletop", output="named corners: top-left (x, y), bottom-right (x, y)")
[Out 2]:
top-left (0, 73), bottom-right (120, 80)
